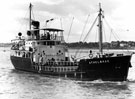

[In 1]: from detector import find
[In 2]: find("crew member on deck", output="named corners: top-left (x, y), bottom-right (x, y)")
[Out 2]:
top-left (44, 34), bottom-right (47, 40)
top-left (42, 51), bottom-right (47, 65)
top-left (47, 32), bottom-right (50, 40)
top-left (39, 54), bottom-right (43, 65)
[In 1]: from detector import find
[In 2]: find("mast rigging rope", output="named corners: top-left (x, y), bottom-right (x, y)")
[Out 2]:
top-left (66, 17), bottom-right (74, 42)
top-left (75, 15), bottom-right (98, 58)
top-left (79, 14), bottom-right (90, 41)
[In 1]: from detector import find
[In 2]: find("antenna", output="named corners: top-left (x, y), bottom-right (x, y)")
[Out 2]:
top-left (29, 3), bottom-right (32, 30)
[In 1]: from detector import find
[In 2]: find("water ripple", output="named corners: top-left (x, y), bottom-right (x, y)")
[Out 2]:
top-left (0, 48), bottom-right (135, 99)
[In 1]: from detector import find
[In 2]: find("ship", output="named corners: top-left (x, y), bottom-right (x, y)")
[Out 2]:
top-left (10, 3), bottom-right (132, 81)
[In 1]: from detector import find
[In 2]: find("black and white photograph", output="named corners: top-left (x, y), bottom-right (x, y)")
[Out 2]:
top-left (0, 0), bottom-right (135, 99)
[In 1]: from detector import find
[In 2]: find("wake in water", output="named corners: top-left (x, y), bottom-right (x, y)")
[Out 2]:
top-left (1, 48), bottom-right (135, 99)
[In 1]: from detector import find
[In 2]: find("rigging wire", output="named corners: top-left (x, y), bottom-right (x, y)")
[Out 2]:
top-left (102, 21), bottom-right (110, 51)
top-left (109, 29), bottom-right (112, 42)
top-left (60, 18), bottom-right (63, 29)
top-left (104, 18), bottom-right (120, 41)
top-left (102, 22), bottom-right (107, 43)
top-left (79, 14), bottom-right (90, 41)
top-left (32, 8), bottom-right (35, 20)
top-left (30, 3), bottom-right (35, 21)
top-left (74, 14), bottom-right (90, 58)
top-left (82, 16), bottom-right (98, 42)
top-left (18, 8), bottom-right (29, 33)
top-left (104, 18), bottom-right (130, 52)
top-left (18, 4), bottom-right (35, 37)
top-left (95, 27), bottom-right (98, 42)
top-left (75, 15), bottom-right (98, 58)
top-left (66, 17), bottom-right (74, 42)
top-left (104, 18), bottom-right (120, 52)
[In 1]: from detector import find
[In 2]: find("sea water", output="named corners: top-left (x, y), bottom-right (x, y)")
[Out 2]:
top-left (0, 47), bottom-right (135, 99)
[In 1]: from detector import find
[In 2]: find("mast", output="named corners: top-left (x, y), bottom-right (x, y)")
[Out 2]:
top-left (29, 3), bottom-right (32, 30)
top-left (98, 3), bottom-right (103, 54)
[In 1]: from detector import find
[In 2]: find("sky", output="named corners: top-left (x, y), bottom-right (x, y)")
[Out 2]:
top-left (0, 0), bottom-right (135, 43)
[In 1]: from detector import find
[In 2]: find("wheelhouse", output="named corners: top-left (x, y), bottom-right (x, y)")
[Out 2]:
top-left (26, 28), bottom-right (64, 42)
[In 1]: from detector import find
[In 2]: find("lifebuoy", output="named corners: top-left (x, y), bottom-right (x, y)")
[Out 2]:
top-left (89, 53), bottom-right (93, 58)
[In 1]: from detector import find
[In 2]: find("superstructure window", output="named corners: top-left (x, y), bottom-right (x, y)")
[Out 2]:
top-left (44, 42), bottom-right (46, 45)
top-left (46, 41), bottom-right (55, 46)
top-left (47, 41), bottom-right (50, 45)
top-left (50, 41), bottom-right (55, 45)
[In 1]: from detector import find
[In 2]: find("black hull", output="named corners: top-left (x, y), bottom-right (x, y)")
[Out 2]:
top-left (10, 55), bottom-right (132, 81)
top-left (79, 56), bottom-right (132, 81)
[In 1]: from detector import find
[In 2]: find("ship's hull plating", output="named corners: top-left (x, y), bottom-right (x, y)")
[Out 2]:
top-left (10, 55), bottom-right (132, 81)
top-left (79, 55), bottom-right (132, 81)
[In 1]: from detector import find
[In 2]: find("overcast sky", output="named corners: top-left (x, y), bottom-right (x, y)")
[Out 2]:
top-left (0, 0), bottom-right (135, 43)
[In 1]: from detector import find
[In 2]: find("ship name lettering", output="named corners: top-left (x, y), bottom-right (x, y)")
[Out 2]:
top-left (89, 60), bottom-right (109, 64)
